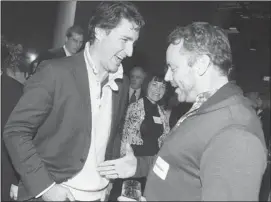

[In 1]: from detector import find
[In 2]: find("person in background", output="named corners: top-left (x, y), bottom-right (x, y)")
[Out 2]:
top-left (98, 22), bottom-right (267, 201)
top-left (245, 91), bottom-right (264, 115)
top-left (1, 40), bottom-right (23, 201)
top-left (108, 75), bottom-right (171, 201)
top-left (246, 91), bottom-right (271, 201)
top-left (259, 94), bottom-right (270, 202)
top-left (245, 91), bottom-right (270, 147)
top-left (128, 66), bottom-right (146, 104)
top-left (117, 66), bottom-right (146, 146)
top-left (3, 1), bottom-right (144, 201)
top-left (30, 25), bottom-right (84, 75)
top-left (1, 37), bottom-right (27, 84)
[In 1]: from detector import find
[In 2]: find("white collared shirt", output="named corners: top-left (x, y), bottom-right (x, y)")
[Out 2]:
top-left (63, 45), bottom-right (72, 56)
top-left (61, 42), bottom-right (123, 201)
top-left (36, 43), bottom-right (123, 200)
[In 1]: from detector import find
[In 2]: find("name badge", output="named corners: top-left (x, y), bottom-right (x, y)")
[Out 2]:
top-left (153, 116), bottom-right (162, 124)
top-left (153, 156), bottom-right (169, 180)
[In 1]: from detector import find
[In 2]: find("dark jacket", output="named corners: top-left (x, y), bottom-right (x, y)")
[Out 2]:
top-left (1, 74), bottom-right (23, 201)
top-left (3, 52), bottom-right (129, 201)
top-left (37, 47), bottom-right (66, 66)
top-left (259, 108), bottom-right (270, 201)
top-left (30, 47), bottom-right (66, 75)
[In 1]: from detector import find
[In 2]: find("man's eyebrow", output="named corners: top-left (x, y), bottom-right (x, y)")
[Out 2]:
top-left (122, 36), bottom-right (134, 41)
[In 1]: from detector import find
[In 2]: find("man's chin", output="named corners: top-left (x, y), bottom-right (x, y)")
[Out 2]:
top-left (108, 66), bottom-right (119, 73)
top-left (175, 88), bottom-right (185, 101)
top-left (71, 49), bottom-right (78, 54)
top-left (131, 85), bottom-right (139, 89)
top-left (176, 91), bottom-right (194, 103)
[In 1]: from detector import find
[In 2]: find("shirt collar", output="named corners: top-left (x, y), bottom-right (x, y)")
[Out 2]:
top-left (189, 90), bottom-right (217, 112)
top-left (84, 42), bottom-right (123, 91)
top-left (130, 87), bottom-right (141, 97)
top-left (195, 90), bottom-right (216, 105)
top-left (63, 45), bottom-right (72, 56)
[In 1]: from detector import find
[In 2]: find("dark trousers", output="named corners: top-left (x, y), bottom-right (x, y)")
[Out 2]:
top-left (259, 163), bottom-right (271, 201)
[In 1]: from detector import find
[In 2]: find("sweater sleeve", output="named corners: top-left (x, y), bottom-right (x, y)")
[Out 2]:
top-left (200, 128), bottom-right (267, 201)
top-left (133, 156), bottom-right (156, 178)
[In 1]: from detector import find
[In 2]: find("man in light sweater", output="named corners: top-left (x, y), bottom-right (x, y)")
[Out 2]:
top-left (3, 2), bottom-right (144, 201)
top-left (98, 22), bottom-right (267, 201)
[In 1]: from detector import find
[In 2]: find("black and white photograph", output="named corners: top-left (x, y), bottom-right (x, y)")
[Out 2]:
top-left (1, 1), bottom-right (270, 201)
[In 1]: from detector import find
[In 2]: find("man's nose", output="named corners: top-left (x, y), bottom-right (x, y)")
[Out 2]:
top-left (75, 40), bottom-right (82, 46)
top-left (165, 69), bottom-right (172, 82)
top-left (125, 44), bottom-right (134, 57)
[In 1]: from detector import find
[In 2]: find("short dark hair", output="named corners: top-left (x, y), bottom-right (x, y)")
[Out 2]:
top-left (66, 25), bottom-right (84, 38)
top-left (151, 75), bottom-right (167, 85)
top-left (146, 75), bottom-right (169, 107)
top-left (88, 1), bottom-right (145, 45)
top-left (168, 22), bottom-right (232, 77)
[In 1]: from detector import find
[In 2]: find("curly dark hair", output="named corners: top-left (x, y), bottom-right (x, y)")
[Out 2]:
top-left (88, 1), bottom-right (145, 45)
top-left (168, 22), bottom-right (232, 77)
top-left (145, 74), bottom-right (170, 107)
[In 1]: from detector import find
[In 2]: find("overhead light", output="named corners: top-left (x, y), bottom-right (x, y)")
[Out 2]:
top-left (27, 52), bottom-right (38, 63)
top-left (225, 27), bottom-right (240, 34)
top-left (263, 76), bottom-right (270, 82)
top-left (229, 27), bottom-right (237, 30)
top-left (240, 15), bottom-right (250, 19)
top-left (249, 40), bottom-right (257, 51)
top-left (217, 2), bottom-right (242, 10)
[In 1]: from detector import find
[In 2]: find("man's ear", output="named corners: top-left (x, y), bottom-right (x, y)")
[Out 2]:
top-left (65, 36), bottom-right (69, 43)
top-left (195, 54), bottom-right (210, 76)
top-left (95, 27), bottom-right (106, 41)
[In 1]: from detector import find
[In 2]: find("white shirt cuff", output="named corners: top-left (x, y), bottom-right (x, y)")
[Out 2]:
top-left (36, 182), bottom-right (56, 198)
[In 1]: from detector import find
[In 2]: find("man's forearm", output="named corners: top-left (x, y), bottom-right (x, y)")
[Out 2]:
top-left (134, 156), bottom-right (155, 178)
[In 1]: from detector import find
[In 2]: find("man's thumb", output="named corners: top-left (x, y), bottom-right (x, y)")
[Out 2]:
top-left (10, 190), bottom-right (14, 199)
top-left (126, 143), bottom-right (134, 154)
top-left (140, 196), bottom-right (147, 201)
top-left (66, 190), bottom-right (75, 201)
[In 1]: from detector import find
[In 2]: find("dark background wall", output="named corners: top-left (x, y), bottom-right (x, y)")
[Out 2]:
top-left (1, 1), bottom-right (59, 52)
top-left (1, 1), bottom-right (270, 93)
top-left (74, 1), bottom-right (270, 93)
top-left (74, 1), bottom-right (218, 75)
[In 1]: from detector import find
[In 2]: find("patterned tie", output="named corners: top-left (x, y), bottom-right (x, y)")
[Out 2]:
top-left (129, 90), bottom-right (137, 104)
top-left (173, 90), bottom-right (216, 129)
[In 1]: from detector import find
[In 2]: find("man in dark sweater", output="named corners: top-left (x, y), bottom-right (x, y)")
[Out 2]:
top-left (98, 22), bottom-right (267, 201)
